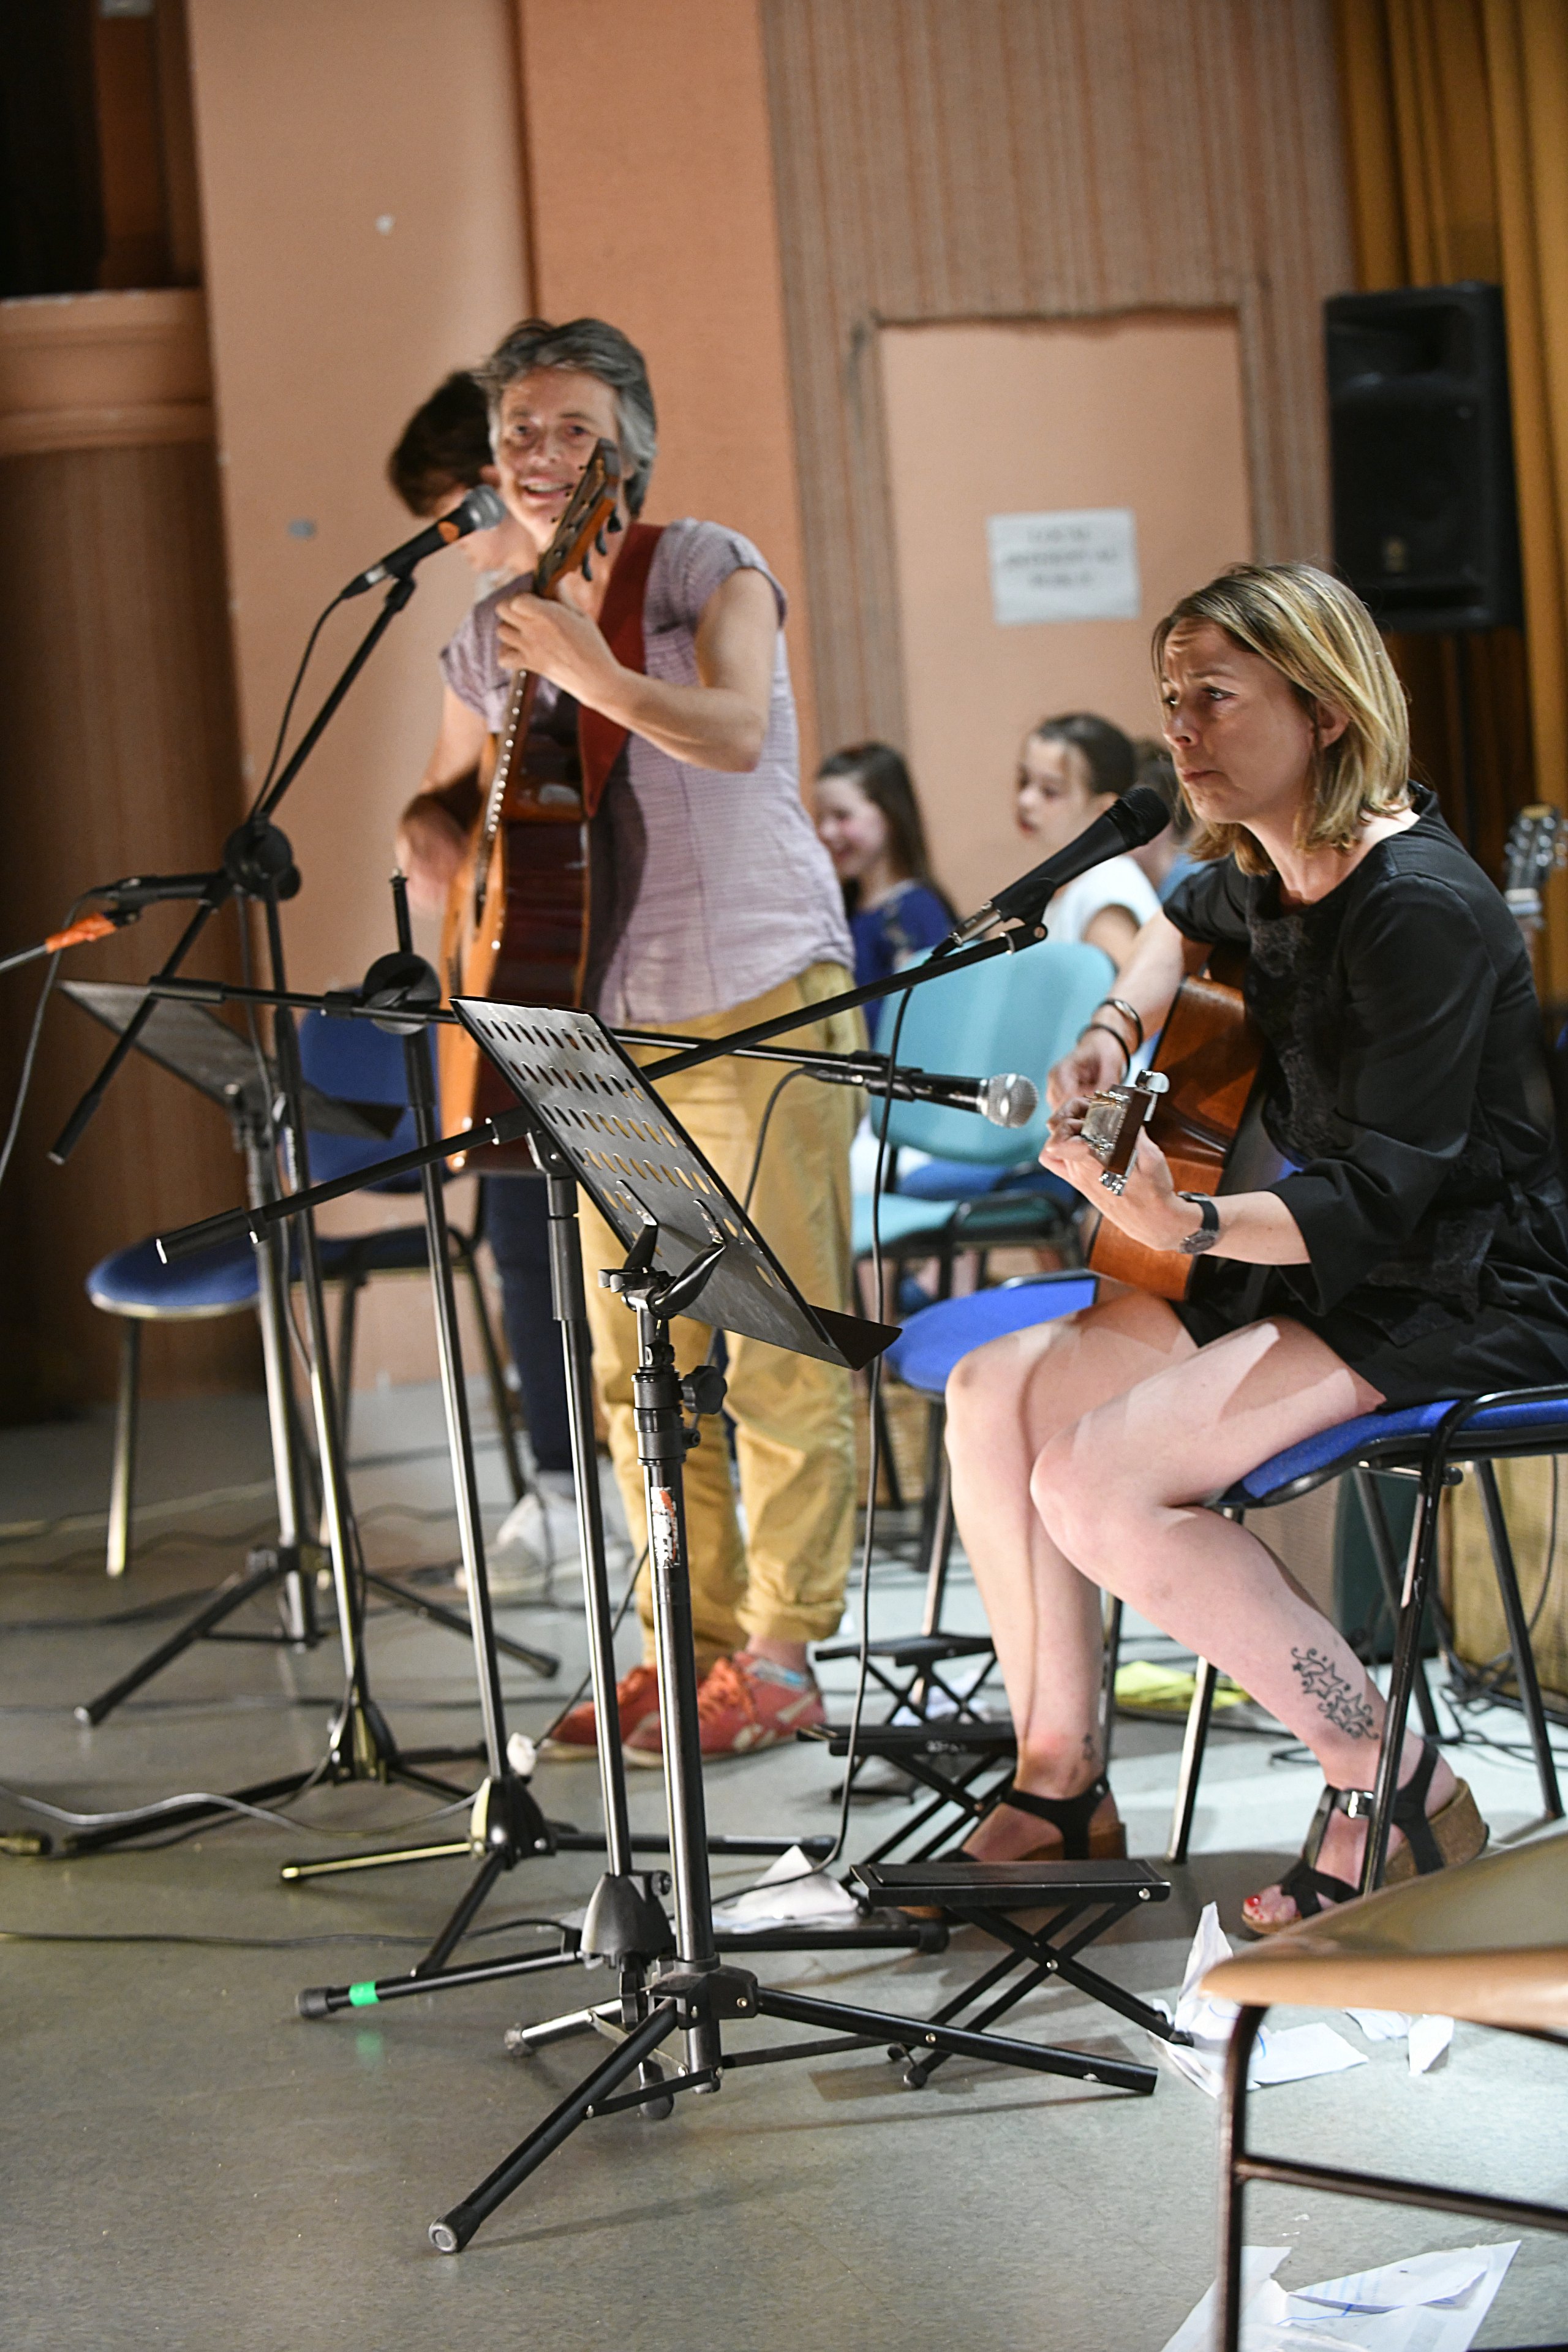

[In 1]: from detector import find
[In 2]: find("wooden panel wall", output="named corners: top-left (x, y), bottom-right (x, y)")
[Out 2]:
top-left (0, 435), bottom-right (252, 1417)
top-left (760, 0), bottom-right (1355, 752)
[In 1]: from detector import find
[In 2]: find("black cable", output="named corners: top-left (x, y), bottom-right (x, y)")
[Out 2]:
top-left (0, 1772), bottom-right (478, 1844)
top-left (822, 979), bottom-right (913, 1873)
top-left (532, 1543), bottom-right (647, 1747)
top-left (244, 590), bottom-right (347, 823)
top-left (0, 1916), bottom-right (567, 1953)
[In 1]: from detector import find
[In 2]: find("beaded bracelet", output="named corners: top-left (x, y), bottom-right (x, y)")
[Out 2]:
top-left (1096, 996), bottom-right (1145, 1050)
top-left (1079, 1022), bottom-right (1133, 1077)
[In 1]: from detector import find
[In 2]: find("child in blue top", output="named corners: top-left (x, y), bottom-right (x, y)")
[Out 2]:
top-left (813, 742), bottom-right (954, 1040)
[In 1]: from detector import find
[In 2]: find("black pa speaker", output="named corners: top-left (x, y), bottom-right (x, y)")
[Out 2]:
top-left (1325, 281), bottom-right (1523, 633)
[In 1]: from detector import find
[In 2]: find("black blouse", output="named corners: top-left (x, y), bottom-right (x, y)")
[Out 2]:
top-left (1161, 788), bottom-right (1568, 1404)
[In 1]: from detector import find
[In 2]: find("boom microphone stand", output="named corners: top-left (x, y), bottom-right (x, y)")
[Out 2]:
top-left (51, 570), bottom-right (527, 1856)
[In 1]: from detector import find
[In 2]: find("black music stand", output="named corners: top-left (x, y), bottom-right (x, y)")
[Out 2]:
top-left (426, 1001), bottom-right (1161, 2255)
top-left (58, 982), bottom-right (553, 1738)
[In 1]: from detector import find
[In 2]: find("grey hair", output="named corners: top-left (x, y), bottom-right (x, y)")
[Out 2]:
top-left (476, 317), bottom-right (658, 515)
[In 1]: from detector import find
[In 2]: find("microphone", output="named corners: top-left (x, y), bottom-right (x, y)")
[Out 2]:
top-left (341, 483), bottom-right (508, 598)
top-left (813, 1058), bottom-right (1039, 1128)
top-left (944, 783), bottom-right (1170, 947)
top-left (89, 872), bottom-right (222, 909)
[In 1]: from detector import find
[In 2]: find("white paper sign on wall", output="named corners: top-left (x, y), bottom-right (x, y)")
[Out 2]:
top-left (986, 508), bottom-right (1141, 625)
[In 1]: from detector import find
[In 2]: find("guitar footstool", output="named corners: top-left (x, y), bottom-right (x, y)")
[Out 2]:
top-left (799, 1720), bottom-right (1017, 1868)
top-left (851, 1856), bottom-right (1186, 2091)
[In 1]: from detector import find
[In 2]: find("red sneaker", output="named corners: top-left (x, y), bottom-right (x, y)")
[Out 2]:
top-left (543, 1664), bottom-right (661, 1758)
top-left (624, 1653), bottom-right (825, 1766)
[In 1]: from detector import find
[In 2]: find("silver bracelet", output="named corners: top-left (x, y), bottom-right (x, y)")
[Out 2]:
top-left (1176, 1192), bottom-right (1220, 1255)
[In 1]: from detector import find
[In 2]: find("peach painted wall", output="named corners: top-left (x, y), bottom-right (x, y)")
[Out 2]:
top-left (880, 315), bottom-right (1253, 918)
top-left (516, 0), bottom-right (816, 767)
top-left (184, 0), bottom-right (529, 996)
top-left (183, 0), bottom-right (529, 1389)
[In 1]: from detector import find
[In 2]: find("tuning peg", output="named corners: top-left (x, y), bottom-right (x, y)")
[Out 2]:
top-left (608, 512), bottom-right (624, 534)
top-left (595, 526), bottom-right (608, 556)
top-left (581, 552), bottom-right (593, 581)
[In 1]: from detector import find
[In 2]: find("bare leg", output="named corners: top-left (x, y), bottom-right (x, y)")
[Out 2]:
top-left (948, 1305), bottom-right (1456, 1916)
top-left (946, 1288), bottom-right (1194, 1858)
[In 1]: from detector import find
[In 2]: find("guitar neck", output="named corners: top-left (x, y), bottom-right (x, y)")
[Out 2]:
top-left (480, 663), bottom-right (541, 848)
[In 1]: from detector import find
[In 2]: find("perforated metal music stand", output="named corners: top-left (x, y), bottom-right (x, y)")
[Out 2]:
top-left (452, 998), bottom-right (889, 1374)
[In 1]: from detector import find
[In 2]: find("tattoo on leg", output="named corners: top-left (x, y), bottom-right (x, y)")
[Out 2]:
top-left (1290, 1645), bottom-right (1376, 1741)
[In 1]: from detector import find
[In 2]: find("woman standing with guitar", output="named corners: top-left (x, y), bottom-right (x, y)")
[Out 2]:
top-left (945, 562), bottom-right (1568, 1929)
top-left (399, 318), bottom-right (859, 1766)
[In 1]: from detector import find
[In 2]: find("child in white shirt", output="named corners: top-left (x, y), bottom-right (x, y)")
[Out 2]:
top-left (1016, 712), bottom-right (1161, 964)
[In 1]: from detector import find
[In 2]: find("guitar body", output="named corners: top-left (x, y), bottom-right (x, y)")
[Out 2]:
top-left (433, 440), bottom-right (622, 1167)
top-left (1085, 946), bottom-right (1263, 1301)
top-left (438, 737), bottom-right (590, 1163)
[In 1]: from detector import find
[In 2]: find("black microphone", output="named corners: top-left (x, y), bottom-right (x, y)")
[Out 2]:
top-left (944, 783), bottom-right (1170, 946)
top-left (89, 871), bottom-right (224, 908)
top-left (341, 483), bottom-right (508, 598)
top-left (812, 1058), bottom-right (1039, 1129)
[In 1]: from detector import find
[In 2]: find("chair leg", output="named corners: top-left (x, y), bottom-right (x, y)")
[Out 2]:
top-left (1473, 1458), bottom-right (1564, 1820)
top-left (105, 1320), bottom-right (141, 1578)
top-left (1166, 1657), bottom-right (1218, 1864)
top-left (1217, 2007), bottom-right (1268, 2352)
top-left (1363, 1469), bottom-right (1444, 1893)
top-left (334, 1276), bottom-right (361, 1458)
top-left (1351, 1466), bottom-right (1440, 1738)
top-left (460, 1240), bottom-right (526, 1503)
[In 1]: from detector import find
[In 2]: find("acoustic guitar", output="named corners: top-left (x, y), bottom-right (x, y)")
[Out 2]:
top-left (1501, 801), bottom-right (1564, 957)
top-left (1079, 946), bottom-right (1265, 1302)
top-left (438, 439), bottom-right (622, 1161)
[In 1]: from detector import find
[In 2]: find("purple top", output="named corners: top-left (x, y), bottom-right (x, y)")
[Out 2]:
top-left (440, 517), bottom-right (852, 1025)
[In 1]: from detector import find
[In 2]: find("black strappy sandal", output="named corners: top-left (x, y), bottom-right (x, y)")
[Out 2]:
top-left (973, 1773), bottom-right (1127, 1863)
top-left (1247, 1740), bottom-right (1487, 1937)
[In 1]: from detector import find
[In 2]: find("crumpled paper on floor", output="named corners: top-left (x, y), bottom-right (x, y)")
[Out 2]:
top-left (1162, 2241), bottom-right (1518, 2352)
top-left (1153, 1907), bottom-right (1366, 2097)
top-left (709, 1845), bottom-right (861, 1931)
top-left (1346, 2007), bottom-right (1457, 2075)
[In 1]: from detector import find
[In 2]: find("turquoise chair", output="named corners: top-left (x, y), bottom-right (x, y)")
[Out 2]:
top-left (852, 938), bottom-right (1115, 1280)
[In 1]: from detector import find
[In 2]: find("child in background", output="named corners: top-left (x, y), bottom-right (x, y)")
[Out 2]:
top-left (813, 742), bottom-right (954, 1039)
top-left (1015, 712), bottom-right (1160, 965)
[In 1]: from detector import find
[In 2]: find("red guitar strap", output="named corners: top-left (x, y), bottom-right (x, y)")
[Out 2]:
top-left (578, 521), bottom-right (665, 816)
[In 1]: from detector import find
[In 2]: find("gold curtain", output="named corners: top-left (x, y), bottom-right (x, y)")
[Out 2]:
top-left (1333, 0), bottom-right (1568, 995)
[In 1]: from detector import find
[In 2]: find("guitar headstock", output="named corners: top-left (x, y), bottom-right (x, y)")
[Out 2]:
top-left (1502, 802), bottom-right (1566, 941)
top-left (534, 438), bottom-right (623, 600)
top-left (1079, 1071), bottom-right (1168, 1195)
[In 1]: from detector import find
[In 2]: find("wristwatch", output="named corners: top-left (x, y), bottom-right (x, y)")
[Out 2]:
top-left (1176, 1192), bottom-right (1220, 1255)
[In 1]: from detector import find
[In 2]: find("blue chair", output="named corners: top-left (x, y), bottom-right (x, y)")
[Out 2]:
top-left (85, 1016), bottom-right (522, 1577)
top-left (1187, 1387), bottom-right (1566, 1889)
top-left (853, 939), bottom-right (1115, 1287)
top-left (296, 1012), bottom-right (521, 1487)
top-left (852, 940), bottom-right (1111, 1521)
top-left (86, 1236), bottom-right (265, 1578)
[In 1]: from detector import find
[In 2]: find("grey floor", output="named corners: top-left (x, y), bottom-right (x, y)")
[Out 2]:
top-left (2, 1385), bottom-right (1566, 2352)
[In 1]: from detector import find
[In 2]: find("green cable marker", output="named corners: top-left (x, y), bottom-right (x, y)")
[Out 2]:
top-left (348, 1981), bottom-right (380, 2007)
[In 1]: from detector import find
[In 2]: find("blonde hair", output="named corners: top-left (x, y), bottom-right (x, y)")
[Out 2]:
top-left (1152, 564), bottom-right (1411, 875)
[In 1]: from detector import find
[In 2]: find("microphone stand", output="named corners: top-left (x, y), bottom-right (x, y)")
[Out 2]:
top-left (51, 570), bottom-right (541, 1855)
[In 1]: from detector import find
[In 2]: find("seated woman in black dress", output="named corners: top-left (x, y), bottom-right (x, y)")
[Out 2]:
top-left (946, 561), bottom-right (1568, 1931)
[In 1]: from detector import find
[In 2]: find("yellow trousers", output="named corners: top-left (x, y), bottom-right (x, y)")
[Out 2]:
top-left (579, 964), bottom-right (862, 1672)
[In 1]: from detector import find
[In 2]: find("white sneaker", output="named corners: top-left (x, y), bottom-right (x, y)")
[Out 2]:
top-left (464, 1462), bottom-right (632, 1601)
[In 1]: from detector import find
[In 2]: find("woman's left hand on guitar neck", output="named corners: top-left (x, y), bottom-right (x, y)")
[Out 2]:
top-left (1041, 1104), bottom-right (1311, 1265)
top-left (493, 564), bottom-right (777, 774)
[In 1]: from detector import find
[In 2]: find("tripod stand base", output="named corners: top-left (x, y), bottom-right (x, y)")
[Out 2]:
top-left (75, 1546), bottom-right (318, 1727)
top-left (431, 1961), bottom-right (1156, 2253)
